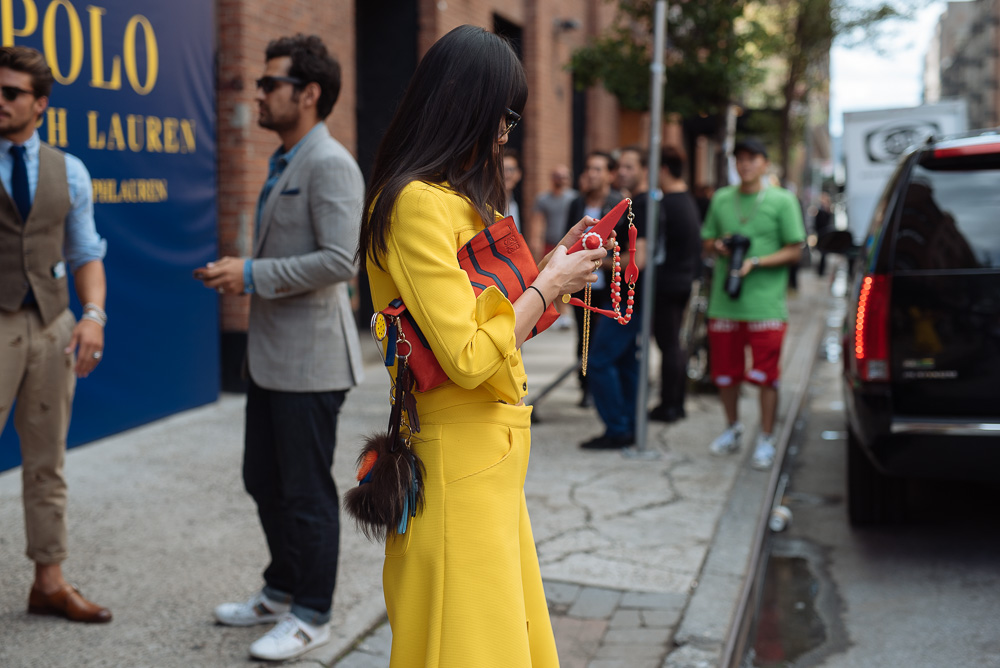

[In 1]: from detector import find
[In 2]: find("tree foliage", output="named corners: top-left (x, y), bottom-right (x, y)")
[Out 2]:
top-left (569, 0), bottom-right (762, 117)
top-left (833, 0), bottom-right (919, 49)
top-left (569, 0), bottom-right (925, 184)
top-left (761, 0), bottom-right (917, 181)
top-left (569, 26), bottom-right (653, 111)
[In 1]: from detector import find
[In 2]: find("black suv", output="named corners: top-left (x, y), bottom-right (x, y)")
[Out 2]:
top-left (842, 130), bottom-right (1000, 525)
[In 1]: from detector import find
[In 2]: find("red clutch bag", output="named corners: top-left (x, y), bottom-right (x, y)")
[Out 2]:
top-left (373, 216), bottom-right (559, 392)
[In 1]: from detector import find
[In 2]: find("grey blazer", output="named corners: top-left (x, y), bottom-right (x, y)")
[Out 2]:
top-left (247, 123), bottom-right (365, 392)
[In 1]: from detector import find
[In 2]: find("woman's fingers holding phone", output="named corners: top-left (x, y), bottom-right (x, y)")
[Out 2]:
top-left (560, 216), bottom-right (596, 249)
top-left (543, 246), bottom-right (606, 294)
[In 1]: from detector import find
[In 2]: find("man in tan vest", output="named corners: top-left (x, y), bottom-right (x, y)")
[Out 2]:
top-left (0, 46), bottom-right (111, 623)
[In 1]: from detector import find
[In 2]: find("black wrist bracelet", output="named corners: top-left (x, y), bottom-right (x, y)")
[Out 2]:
top-left (527, 285), bottom-right (547, 310)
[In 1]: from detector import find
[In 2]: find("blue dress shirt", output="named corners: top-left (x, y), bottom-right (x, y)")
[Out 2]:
top-left (244, 123), bottom-right (322, 294)
top-left (0, 131), bottom-right (106, 273)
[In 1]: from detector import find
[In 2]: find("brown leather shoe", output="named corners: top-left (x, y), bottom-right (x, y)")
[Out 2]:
top-left (28, 584), bottom-right (112, 623)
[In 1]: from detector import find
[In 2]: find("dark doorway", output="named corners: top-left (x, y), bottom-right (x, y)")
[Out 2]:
top-left (355, 0), bottom-right (419, 327)
top-left (493, 14), bottom-right (523, 58)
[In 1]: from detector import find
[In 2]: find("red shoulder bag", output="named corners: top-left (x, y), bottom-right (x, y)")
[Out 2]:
top-left (371, 216), bottom-right (558, 392)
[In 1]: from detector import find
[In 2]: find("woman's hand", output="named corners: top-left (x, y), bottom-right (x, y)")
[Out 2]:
top-left (514, 223), bottom-right (608, 349)
top-left (536, 244), bottom-right (607, 297)
top-left (538, 216), bottom-right (617, 272)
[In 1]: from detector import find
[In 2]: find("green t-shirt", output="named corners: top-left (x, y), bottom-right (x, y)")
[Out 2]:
top-left (701, 185), bottom-right (805, 321)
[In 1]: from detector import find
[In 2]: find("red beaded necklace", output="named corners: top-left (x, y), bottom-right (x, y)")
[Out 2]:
top-left (562, 198), bottom-right (639, 374)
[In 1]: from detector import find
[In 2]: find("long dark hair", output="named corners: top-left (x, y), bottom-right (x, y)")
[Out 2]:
top-left (359, 25), bottom-right (527, 269)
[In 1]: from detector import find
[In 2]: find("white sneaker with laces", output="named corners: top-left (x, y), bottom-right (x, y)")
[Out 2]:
top-left (249, 612), bottom-right (331, 661)
top-left (752, 433), bottom-right (777, 470)
top-left (214, 591), bottom-right (290, 627)
top-left (709, 422), bottom-right (744, 455)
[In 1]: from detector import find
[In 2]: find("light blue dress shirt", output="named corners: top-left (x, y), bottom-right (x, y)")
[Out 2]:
top-left (0, 131), bottom-right (106, 273)
top-left (244, 123), bottom-right (322, 294)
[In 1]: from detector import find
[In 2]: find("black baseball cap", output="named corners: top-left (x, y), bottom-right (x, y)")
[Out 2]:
top-left (733, 137), bottom-right (768, 159)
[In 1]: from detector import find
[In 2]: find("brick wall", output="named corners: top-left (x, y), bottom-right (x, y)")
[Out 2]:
top-left (216, 0), bottom-right (357, 332)
top-left (583, 0), bottom-right (621, 161)
top-left (216, 0), bottom-right (628, 333)
top-left (414, 0), bottom-right (625, 251)
top-left (521, 0), bottom-right (589, 252)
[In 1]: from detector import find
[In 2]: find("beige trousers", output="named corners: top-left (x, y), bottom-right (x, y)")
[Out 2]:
top-left (0, 307), bottom-right (76, 564)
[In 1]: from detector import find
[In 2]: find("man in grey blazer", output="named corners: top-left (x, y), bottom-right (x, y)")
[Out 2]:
top-left (196, 34), bottom-right (364, 662)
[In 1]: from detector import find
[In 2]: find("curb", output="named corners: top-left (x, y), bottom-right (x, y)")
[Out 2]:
top-left (665, 288), bottom-right (828, 667)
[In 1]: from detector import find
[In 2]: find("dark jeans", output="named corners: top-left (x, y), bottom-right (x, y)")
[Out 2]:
top-left (587, 308), bottom-right (640, 438)
top-left (653, 289), bottom-right (691, 410)
top-left (243, 379), bottom-right (347, 625)
top-left (816, 252), bottom-right (828, 276)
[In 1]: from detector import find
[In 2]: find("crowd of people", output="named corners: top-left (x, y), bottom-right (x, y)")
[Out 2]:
top-left (1, 24), bottom-right (808, 667)
top-left (514, 137), bottom-right (805, 463)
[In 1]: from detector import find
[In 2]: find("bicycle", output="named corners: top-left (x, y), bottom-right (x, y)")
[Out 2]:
top-left (679, 259), bottom-right (713, 388)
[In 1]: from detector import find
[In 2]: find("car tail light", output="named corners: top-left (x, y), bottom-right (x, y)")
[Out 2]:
top-left (854, 274), bottom-right (890, 381)
top-left (932, 143), bottom-right (1000, 159)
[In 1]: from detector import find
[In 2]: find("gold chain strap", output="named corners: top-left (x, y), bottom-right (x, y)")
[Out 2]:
top-left (571, 198), bottom-right (635, 376)
top-left (582, 283), bottom-right (592, 375)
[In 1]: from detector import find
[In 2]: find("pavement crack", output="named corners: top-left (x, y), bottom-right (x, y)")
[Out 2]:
top-left (599, 496), bottom-right (681, 522)
top-left (567, 469), bottom-right (605, 524)
top-left (535, 524), bottom-right (602, 552)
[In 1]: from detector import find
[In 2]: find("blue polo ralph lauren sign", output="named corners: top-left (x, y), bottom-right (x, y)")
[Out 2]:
top-left (1, 0), bottom-right (218, 471)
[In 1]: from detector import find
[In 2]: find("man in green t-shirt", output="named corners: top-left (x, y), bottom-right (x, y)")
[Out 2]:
top-left (700, 138), bottom-right (805, 469)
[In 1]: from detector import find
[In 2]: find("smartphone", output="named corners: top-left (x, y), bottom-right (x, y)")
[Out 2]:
top-left (567, 198), bottom-right (630, 253)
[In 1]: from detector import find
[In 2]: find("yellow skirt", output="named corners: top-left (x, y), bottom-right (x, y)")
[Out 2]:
top-left (383, 384), bottom-right (559, 667)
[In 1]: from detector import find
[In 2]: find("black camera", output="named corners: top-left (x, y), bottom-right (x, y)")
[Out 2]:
top-left (723, 234), bottom-right (752, 299)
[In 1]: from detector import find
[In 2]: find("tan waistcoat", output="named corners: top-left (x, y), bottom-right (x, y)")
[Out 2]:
top-left (0, 143), bottom-right (73, 327)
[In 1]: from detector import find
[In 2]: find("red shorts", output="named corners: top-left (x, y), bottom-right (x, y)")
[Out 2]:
top-left (708, 319), bottom-right (787, 388)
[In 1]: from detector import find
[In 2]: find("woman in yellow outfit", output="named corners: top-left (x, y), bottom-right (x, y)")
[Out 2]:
top-left (359, 25), bottom-right (609, 668)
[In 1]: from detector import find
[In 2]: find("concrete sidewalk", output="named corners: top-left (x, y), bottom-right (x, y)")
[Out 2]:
top-left (0, 272), bottom-right (830, 668)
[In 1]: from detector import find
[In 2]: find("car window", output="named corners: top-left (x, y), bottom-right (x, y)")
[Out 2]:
top-left (862, 158), bottom-right (909, 274)
top-left (892, 154), bottom-right (1000, 271)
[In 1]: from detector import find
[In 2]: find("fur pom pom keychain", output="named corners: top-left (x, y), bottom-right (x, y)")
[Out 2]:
top-left (345, 314), bottom-right (426, 542)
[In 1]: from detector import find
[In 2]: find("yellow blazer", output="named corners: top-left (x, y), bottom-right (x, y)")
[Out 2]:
top-left (367, 181), bottom-right (528, 404)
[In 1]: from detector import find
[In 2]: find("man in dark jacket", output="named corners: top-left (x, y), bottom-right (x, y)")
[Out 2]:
top-left (564, 151), bottom-right (623, 407)
top-left (579, 146), bottom-right (648, 448)
top-left (649, 147), bottom-right (702, 423)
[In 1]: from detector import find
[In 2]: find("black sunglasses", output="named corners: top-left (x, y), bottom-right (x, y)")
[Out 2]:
top-left (255, 75), bottom-right (304, 93)
top-left (501, 108), bottom-right (521, 138)
top-left (0, 86), bottom-right (34, 102)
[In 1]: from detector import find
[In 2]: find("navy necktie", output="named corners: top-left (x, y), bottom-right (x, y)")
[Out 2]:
top-left (10, 145), bottom-right (31, 223)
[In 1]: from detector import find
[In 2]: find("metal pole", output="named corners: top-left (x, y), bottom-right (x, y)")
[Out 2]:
top-left (626, 0), bottom-right (667, 460)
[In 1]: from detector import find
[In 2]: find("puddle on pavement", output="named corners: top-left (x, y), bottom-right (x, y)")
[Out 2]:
top-left (750, 556), bottom-right (826, 667)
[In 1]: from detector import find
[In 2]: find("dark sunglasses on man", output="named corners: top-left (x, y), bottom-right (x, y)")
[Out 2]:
top-left (0, 86), bottom-right (34, 102)
top-left (255, 75), bottom-right (304, 94)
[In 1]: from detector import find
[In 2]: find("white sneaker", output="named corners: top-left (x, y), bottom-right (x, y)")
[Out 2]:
top-left (752, 433), bottom-right (777, 470)
top-left (249, 612), bottom-right (331, 661)
top-left (709, 422), bottom-right (744, 455)
top-left (214, 591), bottom-right (290, 627)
